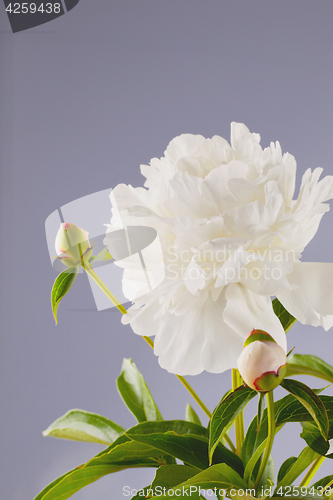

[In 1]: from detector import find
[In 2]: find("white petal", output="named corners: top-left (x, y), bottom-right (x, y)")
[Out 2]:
top-left (277, 262), bottom-right (333, 330)
top-left (153, 308), bottom-right (206, 375)
top-left (326, 439), bottom-right (333, 456)
top-left (223, 283), bottom-right (287, 351)
top-left (154, 294), bottom-right (244, 375)
top-left (230, 122), bottom-right (262, 160)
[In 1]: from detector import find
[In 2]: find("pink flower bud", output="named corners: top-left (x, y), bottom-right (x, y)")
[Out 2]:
top-left (55, 223), bottom-right (92, 268)
top-left (237, 329), bottom-right (287, 392)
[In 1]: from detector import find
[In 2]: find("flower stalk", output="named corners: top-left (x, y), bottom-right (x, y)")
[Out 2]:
top-left (254, 390), bottom-right (275, 491)
top-left (232, 369), bottom-right (245, 457)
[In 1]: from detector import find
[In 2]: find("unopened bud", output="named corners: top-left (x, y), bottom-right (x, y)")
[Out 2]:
top-left (237, 329), bottom-right (287, 392)
top-left (55, 223), bottom-right (92, 268)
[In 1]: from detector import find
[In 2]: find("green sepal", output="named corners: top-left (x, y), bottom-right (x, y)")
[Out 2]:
top-left (51, 267), bottom-right (79, 324)
top-left (243, 329), bottom-right (276, 348)
top-left (89, 246), bottom-right (112, 264)
top-left (255, 364), bottom-right (287, 392)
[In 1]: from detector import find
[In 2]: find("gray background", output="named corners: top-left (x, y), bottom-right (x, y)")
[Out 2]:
top-left (1, 1), bottom-right (333, 499)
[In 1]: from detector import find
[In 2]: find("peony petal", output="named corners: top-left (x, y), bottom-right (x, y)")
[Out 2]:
top-left (223, 283), bottom-right (287, 351)
top-left (277, 262), bottom-right (333, 330)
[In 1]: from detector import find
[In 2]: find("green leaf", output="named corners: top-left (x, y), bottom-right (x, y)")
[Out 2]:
top-left (243, 437), bottom-right (268, 485)
top-left (300, 422), bottom-right (331, 457)
top-left (312, 475), bottom-right (333, 489)
top-left (130, 487), bottom-right (153, 499)
top-left (42, 409), bottom-right (125, 445)
top-left (273, 486), bottom-right (323, 500)
top-left (209, 385), bottom-right (256, 464)
top-left (51, 268), bottom-right (78, 324)
top-left (151, 465), bottom-right (199, 490)
top-left (281, 379), bottom-right (329, 439)
top-left (34, 433), bottom-right (171, 500)
top-left (242, 391), bottom-right (324, 466)
top-left (258, 454), bottom-right (274, 491)
top-left (149, 464), bottom-right (247, 500)
top-left (185, 404), bottom-right (202, 426)
top-left (287, 354), bottom-right (333, 384)
top-left (126, 420), bottom-right (243, 475)
top-left (299, 395), bottom-right (333, 457)
top-left (272, 298), bottom-right (296, 332)
top-left (117, 358), bottom-right (163, 422)
top-left (276, 446), bottom-right (319, 487)
top-left (277, 457), bottom-right (297, 483)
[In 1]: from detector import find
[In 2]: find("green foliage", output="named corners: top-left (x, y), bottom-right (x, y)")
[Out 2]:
top-left (312, 475), bottom-right (333, 489)
top-left (149, 464), bottom-right (247, 500)
top-left (277, 457), bottom-right (297, 483)
top-left (51, 268), bottom-right (78, 324)
top-left (286, 354), bottom-right (333, 384)
top-left (117, 358), bottom-right (163, 422)
top-left (126, 420), bottom-right (243, 475)
top-left (281, 379), bottom-right (329, 439)
top-left (185, 404), bottom-right (202, 426)
top-left (272, 298), bottom-right (297, 332)
top-left (276, 447), bottom-right (319, 487)
top-left (151, 464), bottom-right (199, 491)
top-left (209, 385), bottom-right (256, 464)
top-left (42, 409), bottom-right (125, 445)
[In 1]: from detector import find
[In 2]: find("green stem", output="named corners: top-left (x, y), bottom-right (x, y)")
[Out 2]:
top-left (84, 264), bottom-right (127, 315)
top-left (82, 261), bottom-right (236, 454)
top-left (254, 390), bottom-right (275, 491)
top-left (299, 456), bottom-right (326, 487)
top-left (232, 369), bottom-right (244, 457)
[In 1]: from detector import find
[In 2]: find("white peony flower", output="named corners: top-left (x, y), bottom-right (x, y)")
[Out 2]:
top-left (105, 122), bottom-right (333, 375)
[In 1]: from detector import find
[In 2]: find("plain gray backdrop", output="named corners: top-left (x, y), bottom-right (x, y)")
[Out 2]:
top-left (1, 1), bottom-right (333, 499)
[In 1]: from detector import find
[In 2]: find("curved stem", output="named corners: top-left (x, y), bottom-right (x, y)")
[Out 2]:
top-left (299, 456), bottom-right (326, 487)
top-left (82, 262), bottom-right (236, 454)
top-left (254, 390), bottom-right (275, 491)
top-left (232, 369), bottom-right (245, 457)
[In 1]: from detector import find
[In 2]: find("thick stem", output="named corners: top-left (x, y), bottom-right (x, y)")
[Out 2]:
top-left (232, 369), bottom-right (245, 457)
top-left (299, 456), bottom-right (326, 487)
top-left (254, 390), bottom-right (275, 491)
top-left (82, 262), bottom-right (236, 454)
